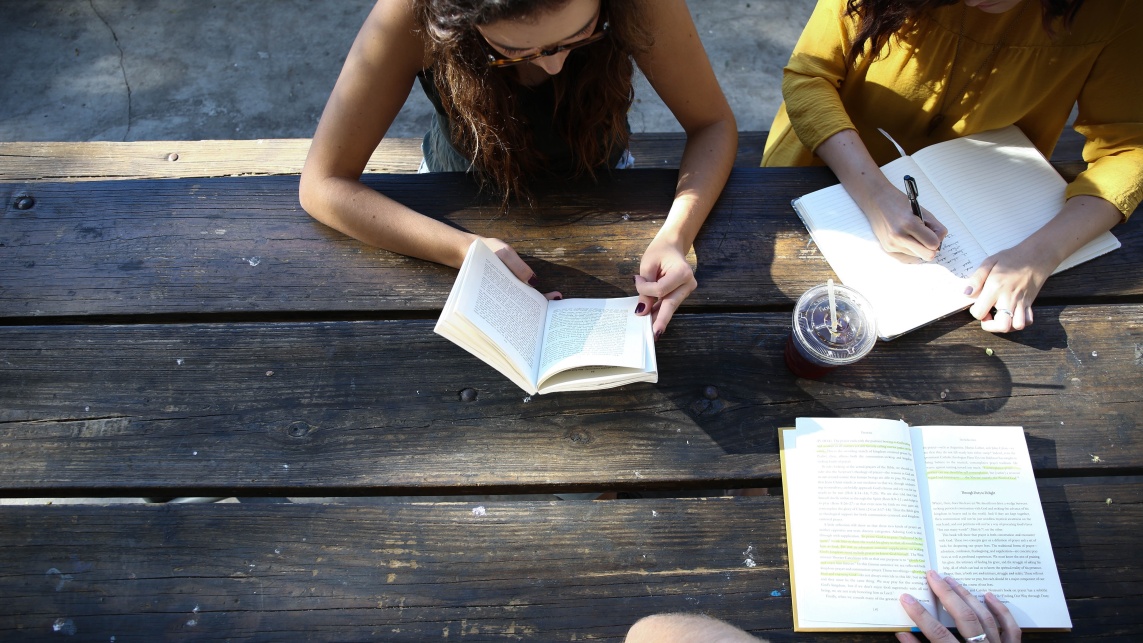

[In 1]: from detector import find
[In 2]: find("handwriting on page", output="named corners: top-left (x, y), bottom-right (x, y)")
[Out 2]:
top-left (932, 232), bottom-right (976, 279)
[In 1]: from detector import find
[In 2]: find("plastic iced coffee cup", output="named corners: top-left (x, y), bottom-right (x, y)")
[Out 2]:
top-left (784, 282), bottom-right (877, 379)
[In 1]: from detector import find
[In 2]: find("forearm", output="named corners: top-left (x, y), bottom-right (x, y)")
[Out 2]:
top-left (299, 174), bottom-right (476, 269)
top-left (660, 119), bottom-right (737, 249)
top-left (1022, 194), bottom-right (1123, 269)
top-left (814, 128), bottom-right (893, 209)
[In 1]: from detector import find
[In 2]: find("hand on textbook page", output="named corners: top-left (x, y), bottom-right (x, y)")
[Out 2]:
top-left (898, 571), bottom-right (1021, 643)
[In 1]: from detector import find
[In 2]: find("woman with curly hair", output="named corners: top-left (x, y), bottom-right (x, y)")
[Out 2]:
top-left (300, 0), bottom-right (737, 338)
top-left (763, 0), bottom-right (1142, 333)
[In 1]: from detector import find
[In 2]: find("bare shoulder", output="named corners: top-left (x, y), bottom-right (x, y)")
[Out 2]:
top-left (353, 0), bottom-right (431, 73)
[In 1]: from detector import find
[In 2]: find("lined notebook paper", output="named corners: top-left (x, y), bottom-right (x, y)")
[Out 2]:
top-left (793, 126), bottom-right (1120, 340)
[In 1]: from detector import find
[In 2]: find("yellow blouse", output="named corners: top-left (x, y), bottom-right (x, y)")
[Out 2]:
top-left (762, 0), bottom-right (1143, 217)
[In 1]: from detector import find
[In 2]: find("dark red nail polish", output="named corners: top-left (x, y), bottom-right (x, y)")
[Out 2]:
top-left (553, 295), bottom-right (562, 300)
top-left (635, 303), bottom-right (646, 314)
top-left (528, 274), bottom-right (539, 287)
top-left (654, 330), bottom-right (662, 341)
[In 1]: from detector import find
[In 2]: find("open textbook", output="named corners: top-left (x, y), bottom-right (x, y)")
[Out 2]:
top-left (792, 125), bottom-right (1120, 340)
top-left (779, 418), bottom-right (1071, 632)
top-left (434, 239), bottom-right (657, 395)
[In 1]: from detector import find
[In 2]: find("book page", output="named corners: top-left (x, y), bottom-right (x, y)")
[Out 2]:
top-left (914, 126), bottom-right (1111, 263)
top-left (783, 418), bottom-right (935, 629)
top-left (453, 240), bottom-right (549, 385)
top-left (536, 297), bottom-right (647, 386)
top-left (793, 156), bottom-right (980, 339)
top-left (912, 426), bottom-right (1071, 629)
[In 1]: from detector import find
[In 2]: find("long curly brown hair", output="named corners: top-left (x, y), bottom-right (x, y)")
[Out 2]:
top-left (844, 0), bottom-right (1087, 65)
top-left (415, 0), bottom-right (651, 202)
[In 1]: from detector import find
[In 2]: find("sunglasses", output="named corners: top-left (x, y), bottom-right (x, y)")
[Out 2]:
top-left (485, 19), bottom-right (609, 68)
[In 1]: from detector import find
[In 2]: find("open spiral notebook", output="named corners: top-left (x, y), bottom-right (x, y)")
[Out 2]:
top-left (792, 126), bottom-right (1119, 340)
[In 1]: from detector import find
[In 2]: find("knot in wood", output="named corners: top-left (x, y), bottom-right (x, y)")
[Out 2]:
top-left (167, 152), bottom-right (180, 162)
top-left (565, 428), bottom-right (592, 444)
top-left (14, 195), bottom-right (35, 210)
top-left (286, 421), bottom-right (311, 438)
top-left (459, 388), bottom-right (478, 403)
top-left (703, 385), bottom-right (719, 400)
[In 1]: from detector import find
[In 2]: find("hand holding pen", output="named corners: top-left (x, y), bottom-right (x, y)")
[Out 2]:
top-left (903, 175), bottom-right (944, 257)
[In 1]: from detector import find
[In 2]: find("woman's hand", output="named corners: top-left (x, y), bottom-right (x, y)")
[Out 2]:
top-left (814, 130), bottom-right (947, 262)
top-left (863, 186), bottom-right (948, 263)
top-left (897, 570), bottom-right (1021, 643)
top-left (483, 237), bottom-right (562, 300)
top-left (634, 237), bottom-right (698, 340)
top-left (965, 241), bottom-right (1056, 333)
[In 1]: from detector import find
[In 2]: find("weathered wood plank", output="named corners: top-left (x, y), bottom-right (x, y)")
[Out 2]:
top-left (0, 130), bottom-right (1087, 182)
top-left (0, 133), bottom-right (766, 182)
top-left (0, 138), bottom-right (425, 181)
top-left (3, 169), bottom-right (1138, 318)
top-left (1, 304), bottom-right (1138, 496)
top-left (0, 481), bottom-right (1138, 641)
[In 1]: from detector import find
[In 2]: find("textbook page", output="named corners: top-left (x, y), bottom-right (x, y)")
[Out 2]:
top-left (911, 426), bottom-right (1071, 630)
top-left (915, 126), bottom-right (1119, 269)
top-left (783, 418), bottom-right (935, 630)
top-left (535, 297), bottom-right (647, 386)
top-left (444, 239), bottom-right (548, 392)
top-left (794, 155), bottom-right (980, 339)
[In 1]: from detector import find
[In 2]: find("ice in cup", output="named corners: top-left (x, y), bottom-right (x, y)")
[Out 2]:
top-left (785, 282), bottom-right (877, 379)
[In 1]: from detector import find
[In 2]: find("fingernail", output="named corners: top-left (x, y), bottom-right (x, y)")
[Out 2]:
top-left (654, 329), bottom-right (662, 341)
top-left (528, 274), bottom-right (539, 287)
top-left (964, 286), bottom-right (973, 296)
top-left (901, 594), bottom-right (917, 605)
top-left (945, 575), bottom-right (960, 588)
top-left (635, 303), bottom-right (646, 314)
top-left (553, 295), bottom-right (562, 301)
top-left (632, 275), bottom-right (639, 284)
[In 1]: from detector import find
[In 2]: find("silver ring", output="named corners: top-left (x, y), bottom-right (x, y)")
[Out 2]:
top-left (994, 309), bottom-right (1012, 317)
top-left (965, 634), bottom-right (988, 642)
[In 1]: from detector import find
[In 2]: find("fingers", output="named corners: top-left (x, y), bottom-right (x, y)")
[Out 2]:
top-left (945, 576), bottom-right (1001, 643)
top-left (544, 291), bottom-right (563, 301)
top-left (921, 208), bottom-right (949, 242)
top-left (984, 592), bottom-right (1022, 643)
top-left (926, 570), bottom-right (988, 641)
top-left (895, 634), bottom-right (923, 643)
top-left (884, 224), bottom-right (940, 262)
top-left (967, 258), bottom-right (1030, 333)
top-left (634, 266), bottom-right (698, 339)
top-left (899, 591), bottom-right (957, 643)
top-left (487, 240), bottom-right (538, 288)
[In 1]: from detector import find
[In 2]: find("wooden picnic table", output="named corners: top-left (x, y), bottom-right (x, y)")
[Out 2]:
top-left (1, 133), bottom-right (1140, 641)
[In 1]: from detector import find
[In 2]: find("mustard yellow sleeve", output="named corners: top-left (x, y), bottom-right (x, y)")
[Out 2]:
top-left (1065, 18), bottom-right (1143, 219)
top-left (780, 0), bottom-right (857, 153)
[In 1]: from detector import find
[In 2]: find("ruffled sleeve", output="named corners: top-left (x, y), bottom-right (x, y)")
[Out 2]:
top-left (1065, 17), bottom-right (1143, 219)
top-left (780, 0), bottom-right (857, 153)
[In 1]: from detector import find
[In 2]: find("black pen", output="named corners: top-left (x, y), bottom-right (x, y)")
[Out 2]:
top-left (903, 175), bottom-right (922, 221)
top-left (904, 174), bottom-right (942, 254)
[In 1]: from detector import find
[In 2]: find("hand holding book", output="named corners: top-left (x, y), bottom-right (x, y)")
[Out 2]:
top-left (898, 571), bottom-right (1021, 643)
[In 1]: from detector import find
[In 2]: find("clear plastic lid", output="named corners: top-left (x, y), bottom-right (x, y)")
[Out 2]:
top-left (790, 283), bottom-right (878, 366)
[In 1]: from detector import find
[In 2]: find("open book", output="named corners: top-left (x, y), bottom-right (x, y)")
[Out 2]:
top-left (780, 418), bottom-right (1071, 632)
top-left (434, 239), bottom-right (657, 395)
top-left (792, 125), bottom-right (1120, 339)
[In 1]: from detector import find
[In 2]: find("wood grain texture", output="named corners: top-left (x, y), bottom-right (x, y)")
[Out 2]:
top-left (0, 133), bottom-right (767, 182)
top-left (0, 481), bottom-right (1138, 641)
top-left (1, 304), bottom-right (1138, 495)
top-left (3, 168), bottom-right (1138, 319)
top-left (0, 130), bottom-right (1086, 182)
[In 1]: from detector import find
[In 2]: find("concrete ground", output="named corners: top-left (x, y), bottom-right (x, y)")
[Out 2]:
top-left (0, 0), bottom-right (813, 505)
top-left (0, 0), bottom-right (815, 142)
